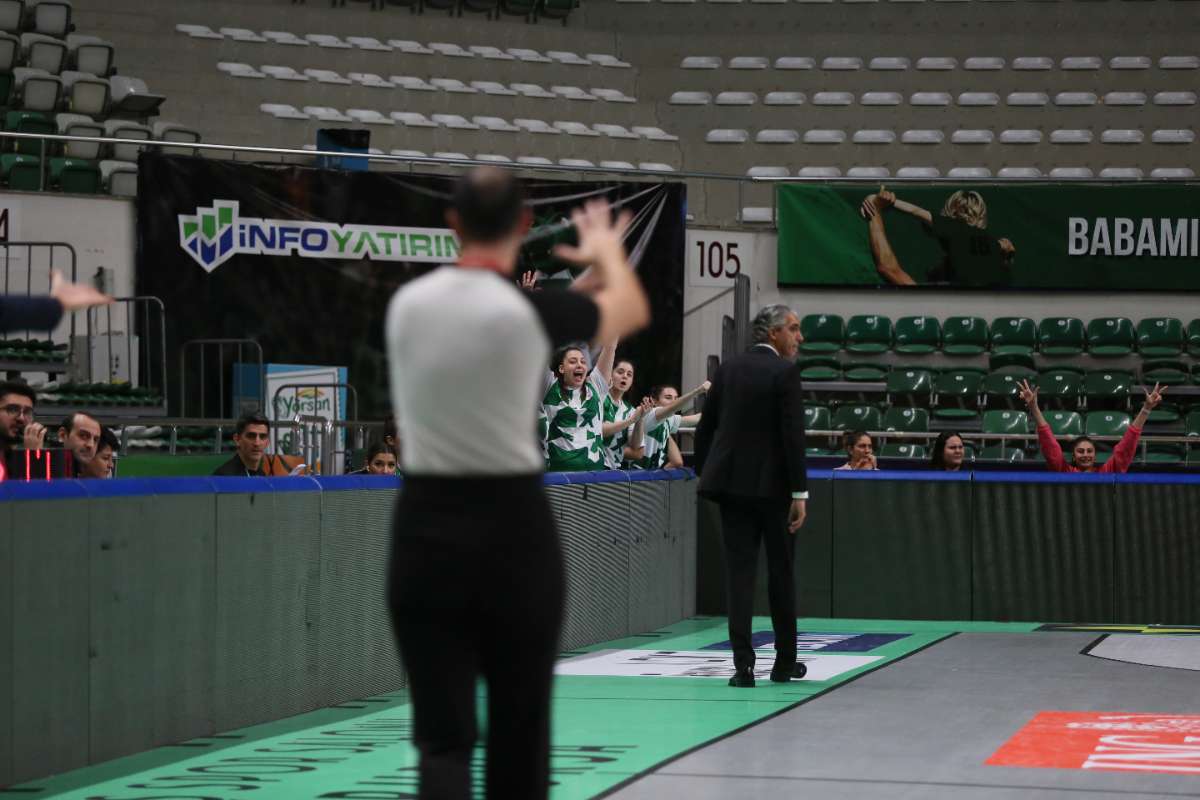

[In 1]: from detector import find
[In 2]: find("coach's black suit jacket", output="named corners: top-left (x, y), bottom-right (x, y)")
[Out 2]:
top-left (693, 344), bottom-right (807, 500)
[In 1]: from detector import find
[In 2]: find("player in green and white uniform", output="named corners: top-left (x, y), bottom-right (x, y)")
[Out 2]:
top-left (542, 340), bottom-right (616, 471)
top-left (601, 358), bottom-right (654, 469)
top-left (632, 381), bottom-right (710, 470)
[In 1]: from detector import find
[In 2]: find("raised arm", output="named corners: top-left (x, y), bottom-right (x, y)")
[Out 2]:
top-left (555, 200), bottom-right (650, 344)
top-left (860, 189), bottom-right (918, 286)
top-left (1019, 379), bottom-right (1067, 471)
top-left (648, 380), bottom-right (711, 429)
top-left (664, 436), bottom-right (684, 469)
top-left (623, 397), bottom-right (653, 463)
top-left (593, 338), bottom-right (617, 388)
top-left (1109, 383), bottom-right (1165, 472)
top-left (1131, 382), bottom-right (1164, 430)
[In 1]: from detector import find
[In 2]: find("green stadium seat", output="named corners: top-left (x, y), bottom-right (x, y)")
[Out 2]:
top-left (4, 109), bottom-right (54, 155)
top-left (0, 152), bottom-right (41, 190)
top-left (798, 356), bottom-right (840, 381)
top-left (1044, 410), bottom-right (1083, 436)
top-left (799, 313), bottom-right (844, 354)
top-left (982, 409), bottom-right (1029, 434)
top-left (983, 370), bottom-right (1035, 408)
top-left (942, 316), bottom-right (988, 356)
top-left (845, 315), bottom-right (892, 354)
top-left (804, 405), bottom-right (831, 431)
top-left (882, 406), bottom-right (929, 433)
top-left (1187, 409), bottom-right (1200, 437)
top-left (831, 404), bottom-right (882, 431)
top-left (1086, 318), bottom-right (1135, 358)
top-left (1141, 359), bottom-right (1189, 387)
top-left (1036, 369), bottom-right (1084, 408)
top-left (0, 72), bottom-right (12, 107)
top-left (893, 316), bottom-right (941, 354)
top-left (933, 369), bottom-right (984, 421)
top-left (1085, 410), bottom-right (1131, 437)
top-left (990, 317), bottom-right (1036, 355)
top-left (1187, 319), bottom-right (1200, 357)
top-left (1136, 317), bottom-right (1184, 357)
top-left (49, 156), bottom-right (100, 193)
top-left (977, 445), bottom-right (1025, 463)
top-left (540, 0), bottom-right (576, 24)
top-left (1146, 402), bottom-right (1181, 426)
top-left (1140, 444), bottom-right (1184, 465)
top-left (843, 362), bottom-right (888, 382)
top-left (1083, 370), bottom-right (1132, 406)
top-left (989, 351), bottom-right (1036, 372)
top-left (886, 368), bottom-right (934, 406)
top-left (879, 443), bottom-right (926, 459)
top-left (1037, 317), bottom-right (1086, 356)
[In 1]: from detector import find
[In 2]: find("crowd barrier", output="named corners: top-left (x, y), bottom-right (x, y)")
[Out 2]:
top-left (697, 470), bottom-right (1199, 628)
top-left (0, 469), bottom-right (697, 786)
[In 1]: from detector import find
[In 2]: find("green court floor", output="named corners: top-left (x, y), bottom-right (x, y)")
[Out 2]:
top-left (17, 617), bottom-right (1042, 799)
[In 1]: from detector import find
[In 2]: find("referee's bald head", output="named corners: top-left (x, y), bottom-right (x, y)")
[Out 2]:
top-left (449, 167), bottom-right (530, 245)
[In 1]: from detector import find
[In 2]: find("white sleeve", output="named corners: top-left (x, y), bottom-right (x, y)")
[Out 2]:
top-left (667, 414), bottom-right (682, 435)
top-left (645, 407), bottom-right (681, 433)
top-left (588, 368), bottom-right (609, 397)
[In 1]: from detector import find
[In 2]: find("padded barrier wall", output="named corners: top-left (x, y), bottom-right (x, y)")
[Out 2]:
top-left (698, 470), bottom-right (1200, 627)
top-left (0, 469), bottom-right (696, 786)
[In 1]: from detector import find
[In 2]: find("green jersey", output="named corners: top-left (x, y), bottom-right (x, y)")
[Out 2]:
top-left (542, 370), bottom-right (609, 471)
top-left (632, 411), bottom-right (681, 470)
top-left (602, 394), bottom-right (638, 469)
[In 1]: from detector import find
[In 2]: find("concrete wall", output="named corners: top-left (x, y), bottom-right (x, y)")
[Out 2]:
top-left (0, 469), bottom-right (697, 786)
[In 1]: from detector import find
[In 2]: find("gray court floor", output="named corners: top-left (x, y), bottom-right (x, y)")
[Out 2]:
top-left (606, 632), bottom-right (1200, 799)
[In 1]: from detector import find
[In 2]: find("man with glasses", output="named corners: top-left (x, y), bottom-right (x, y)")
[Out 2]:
top-left (0, 380), bottom-right (46, 481)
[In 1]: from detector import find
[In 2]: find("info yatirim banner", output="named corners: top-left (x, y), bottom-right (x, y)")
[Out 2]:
top-left (777, 183), bottom-right (1200, 290)
top-left (137, 154), bottom-right (686, 416)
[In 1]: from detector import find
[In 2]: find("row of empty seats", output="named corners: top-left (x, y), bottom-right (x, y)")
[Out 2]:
top-left (742, 165), bottom-right (1193, 179)
top-left (706, 127), bottom-right (1195, 144)
top-left (299, 144), bottom-right (675, 171)
top-left (263, 105), bottom-right (676, 140)
top-left (7, 67), bottom-right (163, 119)
top-left (0, 0), bottom-right (73, 39)
top-left (0, 31), bottom-right (114, 76)
top-left (0, 152), bottom-right (137, 196)
top-left (798, 314), bottom-right (1200, 359)
top-left (672, 91), bottom-right (1197, 107)
top-left (178, 25), bottom-right (631, 68)
top-left (678, 55), bottom-right (1200, 71)
top-left (221, 64), bottom-right (637, 103)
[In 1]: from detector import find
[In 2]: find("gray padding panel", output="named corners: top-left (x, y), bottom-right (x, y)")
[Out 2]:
top-left (10, 499), bottom-right (89, 783)
top-left (317, 487), bottom-right (404, 707)
top-left (629, 481), bottom-right (672, 632)
top-left (214, 490), bottom-right (320, 731)
top-left (1113, 483), bottom-right (1200, 625)
top-left (0, 501), bottom-right (11, 785)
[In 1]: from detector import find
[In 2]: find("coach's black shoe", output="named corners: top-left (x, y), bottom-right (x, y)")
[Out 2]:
top-left (728, 668), bottom-right (755, 688)
top-left (769, 662), bottom-right (807, 682)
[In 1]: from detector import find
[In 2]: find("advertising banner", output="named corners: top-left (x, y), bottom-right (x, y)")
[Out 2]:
top-left (137, 154), bottom-right (687, 417)
top-left (777, 183), bottom-right (1200, 290)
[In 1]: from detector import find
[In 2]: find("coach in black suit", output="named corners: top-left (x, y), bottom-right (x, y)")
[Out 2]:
top-left (694, 304), bottom-right (809, 688)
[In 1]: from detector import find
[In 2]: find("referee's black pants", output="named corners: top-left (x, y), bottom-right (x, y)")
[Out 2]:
top-left (718, 497), bottom-right (797, 674)
top-left (388, 474), bottom-right (564, 800)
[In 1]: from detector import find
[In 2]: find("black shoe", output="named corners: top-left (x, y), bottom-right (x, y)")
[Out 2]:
top-left (728, 668), bottom-right (756, 688)
top-left (769, 662), bottom-right (807, 682)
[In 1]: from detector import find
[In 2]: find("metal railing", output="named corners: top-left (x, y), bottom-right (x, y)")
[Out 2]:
top-left (180, 338), bottom-right (266, 418)
top-left (0, 241), bottom-right (76, 355)
top-left (83, 296), bottom-right (168, 413)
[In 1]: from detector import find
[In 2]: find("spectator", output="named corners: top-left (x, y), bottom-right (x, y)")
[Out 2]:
top-left (57, 412), bottom-right (101, 474)
top-left (212, 412), bottom-right (271, 476)
top-left (633, 381), bottom-right (710, 470)
top-left (541, 340), bottom-right (616, 471)
top-left (930, 431), bottom-right (967, 471)
top-left (79, 426), bottom-right (118, 479)
top-left (601, 359), bottom-right (653, 468)
top-left (350, 441), bottom-right (399, 476)
top-left (835, 430), bottom-right (877, 470)
top-left (0, 379), bottom-right (44, 452)
top-left (1020, 379), bottom-right (1163, 473)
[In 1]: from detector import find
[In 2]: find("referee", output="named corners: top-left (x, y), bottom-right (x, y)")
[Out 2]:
top-left (385, 168), bottom-right (649, 800)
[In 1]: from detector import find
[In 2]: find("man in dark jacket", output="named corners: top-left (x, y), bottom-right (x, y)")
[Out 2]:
top-left (694, 304), bottom-right (808, 688)
top-left (212, 412), bottom-right (271, 477)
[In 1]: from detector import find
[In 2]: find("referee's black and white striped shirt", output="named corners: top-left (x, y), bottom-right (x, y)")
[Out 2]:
top-left (386, 267), bottom-right (599, 476)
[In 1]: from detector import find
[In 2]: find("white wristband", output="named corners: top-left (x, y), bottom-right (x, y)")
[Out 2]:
top-left (792, 491), bottom-right (809, 500)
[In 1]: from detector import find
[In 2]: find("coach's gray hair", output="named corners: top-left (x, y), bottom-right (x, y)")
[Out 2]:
top-left (751, 304), bottom-right (795, 344)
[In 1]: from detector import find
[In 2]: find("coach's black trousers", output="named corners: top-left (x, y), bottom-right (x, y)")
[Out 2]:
top-left (388, 474), bottom-right (564, 800)
top-left (718, 496), bottom-right (797, 673)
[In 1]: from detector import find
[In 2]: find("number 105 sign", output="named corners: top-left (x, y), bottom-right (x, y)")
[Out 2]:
top-left (687, 230), bottom-right (758, 288)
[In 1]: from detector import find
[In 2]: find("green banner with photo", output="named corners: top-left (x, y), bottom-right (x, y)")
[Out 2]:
top-left (777, 183), bottom-right (1200, 290)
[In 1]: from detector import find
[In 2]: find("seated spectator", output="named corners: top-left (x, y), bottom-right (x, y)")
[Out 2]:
top-left (57, 412), bottom-right (101, 475)
top-left (79, 426), bottom-right (118, 479)
top-left (633, 381), bottom-right (710, 470)
top-left (602, 358), bottom-right (653, 468)
top-left (0, 380), bottom-right (42, 481)
top-left (350, 441), bottom-right (399, 476)
top-left (930, 431), bottom-right (967, 471)
top-left (541, 340), bottom-right (616, 472)
top-left (213, 412), bottom-right (271, 477)
top-left (835, 430), bottom-right (878, 470)
top-left (1020, 379), bottom-right (1163, 473)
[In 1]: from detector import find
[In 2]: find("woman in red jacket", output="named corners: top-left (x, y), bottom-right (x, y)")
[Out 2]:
top-left (1017, 379), bottom-right (1165, 473)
